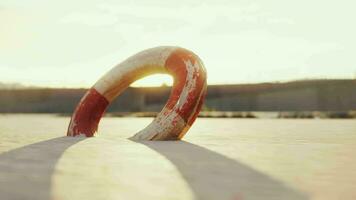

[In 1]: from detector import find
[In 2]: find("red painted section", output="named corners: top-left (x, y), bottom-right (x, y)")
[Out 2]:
top-left (179, 64), bottom-right (206, 122)
top-left (164, 49), bottom-right (189, 111)
top-left (67, 88), bottom-right (109, 137)
top-left (165, 48), bottom-right (207, 123)
top-left (187, 87), bottom-right (207, 126)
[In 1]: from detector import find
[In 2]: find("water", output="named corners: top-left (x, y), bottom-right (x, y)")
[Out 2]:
top-left (0, 114), bottom-right (355, 200)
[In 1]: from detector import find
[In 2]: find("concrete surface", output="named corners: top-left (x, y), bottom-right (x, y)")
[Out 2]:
top-left (0, 114), bottom-right (355, 200)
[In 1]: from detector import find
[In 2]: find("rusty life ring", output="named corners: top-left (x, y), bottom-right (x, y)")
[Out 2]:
top-left (67, 46), bottom-right (207, 140)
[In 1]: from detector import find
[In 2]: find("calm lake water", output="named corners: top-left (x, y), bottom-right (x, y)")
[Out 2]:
top-left (0, 114), bottom-right (355, 200)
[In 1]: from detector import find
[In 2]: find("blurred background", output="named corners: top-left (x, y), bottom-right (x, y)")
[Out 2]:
top-left (1, 0), bottom-right (355, 118)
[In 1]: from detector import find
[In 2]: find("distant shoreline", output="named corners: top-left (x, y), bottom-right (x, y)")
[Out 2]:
top-left (1, 79), bottom-right (355, 114)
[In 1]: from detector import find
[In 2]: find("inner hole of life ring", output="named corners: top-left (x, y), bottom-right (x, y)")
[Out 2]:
top-left (107, 74), bottom-right (173, 114)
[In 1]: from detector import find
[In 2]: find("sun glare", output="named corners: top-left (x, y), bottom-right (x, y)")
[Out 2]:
top-left (131, 74), bottom-right (173, 87)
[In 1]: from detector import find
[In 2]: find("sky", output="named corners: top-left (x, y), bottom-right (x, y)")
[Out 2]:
top-left (0, 0), bottom-right (355, 88)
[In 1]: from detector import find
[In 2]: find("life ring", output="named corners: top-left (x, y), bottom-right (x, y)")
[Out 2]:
top-left (67, 46), bottom-right (207, 140)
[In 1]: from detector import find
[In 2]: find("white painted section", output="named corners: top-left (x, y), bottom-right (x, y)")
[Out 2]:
top-left (93, 46), bottom-right (177, 96)
top-left (131, 107), bottom-right (186, 140)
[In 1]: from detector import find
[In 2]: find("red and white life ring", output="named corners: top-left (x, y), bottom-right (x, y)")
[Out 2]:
top-left (67, 46), bottom-right (207, 140)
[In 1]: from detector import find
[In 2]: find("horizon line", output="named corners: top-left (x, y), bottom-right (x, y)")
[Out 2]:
top-left (1, 78), bottom-right (355, 90)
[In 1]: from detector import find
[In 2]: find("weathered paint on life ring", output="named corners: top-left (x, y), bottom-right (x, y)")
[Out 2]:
top-left (67, 46), bottom-right (207, 140)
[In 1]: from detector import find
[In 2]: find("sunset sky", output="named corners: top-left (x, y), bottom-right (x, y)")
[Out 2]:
top-left (1, 0), bottom-right (355, 87)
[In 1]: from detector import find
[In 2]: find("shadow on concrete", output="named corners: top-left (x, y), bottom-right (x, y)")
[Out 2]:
top-left (139, 140), bottom-right (308, 200)
top-left (0, 136), bottom-right (84, 200)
